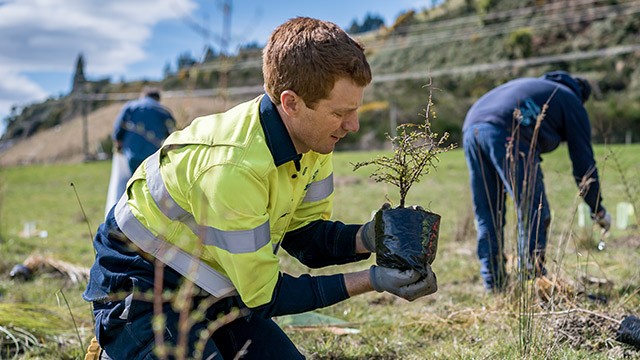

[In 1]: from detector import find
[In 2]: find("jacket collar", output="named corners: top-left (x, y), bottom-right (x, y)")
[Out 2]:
top-left (259, 94), bottom-right (302, 167)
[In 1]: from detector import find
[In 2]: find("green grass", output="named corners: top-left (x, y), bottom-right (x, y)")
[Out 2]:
top-left (0, 144), bottom-right (638, 358)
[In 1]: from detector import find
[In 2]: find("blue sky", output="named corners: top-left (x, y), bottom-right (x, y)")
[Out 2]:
top-left (0, 0), bottom-right (435, 124)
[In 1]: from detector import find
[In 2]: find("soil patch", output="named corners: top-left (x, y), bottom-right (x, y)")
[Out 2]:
top-left (545, 309), bottom-right (640, 356)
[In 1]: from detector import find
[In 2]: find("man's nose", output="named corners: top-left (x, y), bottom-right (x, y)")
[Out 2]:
top-left (342, 113), bottom-right (359, 133)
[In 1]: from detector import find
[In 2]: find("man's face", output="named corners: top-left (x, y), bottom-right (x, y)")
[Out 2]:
top-left (286, 78), bottom-right (364, 154)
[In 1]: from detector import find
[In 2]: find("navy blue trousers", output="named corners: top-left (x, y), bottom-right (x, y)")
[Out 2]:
top-left (93, 285), bottom-right (305, 360)
top-left (463, 123), bottom-right (551, 291)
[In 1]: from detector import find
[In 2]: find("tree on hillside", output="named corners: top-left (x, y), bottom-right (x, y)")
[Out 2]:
top-left (177, 52), bottom-right (197, 70)
top-left (239, 41), bottom-right (261, 51)
top-left (348, 13), bottom-right (385, 34)
top-left (72, 53), bottom-right (86, 93)
top-left (163, 62), bottom-right (173, 78)
top-left (202, 46), bottom-right (218, 63)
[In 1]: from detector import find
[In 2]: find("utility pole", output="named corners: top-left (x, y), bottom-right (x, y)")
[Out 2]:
top-left (181, 0), bottom-right (233, 107)
top-left (220, 0), bottom-right (231, 57)
top-left (218, 0), bottom-right (232, 108)
top-left (81, 82), bottom-right (89, 161)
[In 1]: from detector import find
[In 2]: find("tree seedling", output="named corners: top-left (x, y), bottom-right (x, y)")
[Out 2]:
top-left (353, 82), bottom-right (456, 272)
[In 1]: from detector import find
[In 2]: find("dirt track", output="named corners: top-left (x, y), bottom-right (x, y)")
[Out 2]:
top-left (0, 96), bottom-right (241, 167)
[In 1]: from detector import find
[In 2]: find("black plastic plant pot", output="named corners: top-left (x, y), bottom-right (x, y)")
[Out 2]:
top-left (617, 315), bottom-right (640, 349)
top-left (374, 205), bottom-right (440, 277)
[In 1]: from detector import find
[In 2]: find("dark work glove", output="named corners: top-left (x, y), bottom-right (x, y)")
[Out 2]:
top-left (369, 265), bottom-right (437, 301)
top-left (360, 220), bottom-right (376, 253)
top-left (360, 203), bottom-right (392, 253)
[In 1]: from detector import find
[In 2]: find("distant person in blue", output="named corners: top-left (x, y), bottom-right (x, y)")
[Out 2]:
top-left (462, 70), bottom-right (611, 292)
top-left (112, 87), bottom-right (176, 173)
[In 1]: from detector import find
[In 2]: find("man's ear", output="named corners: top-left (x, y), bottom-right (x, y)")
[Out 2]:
top-left (280, 90), bottom-right (302, 116)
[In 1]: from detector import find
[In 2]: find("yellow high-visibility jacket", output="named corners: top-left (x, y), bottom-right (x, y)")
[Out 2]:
top-left (115, 95), bottom-right (335, 308)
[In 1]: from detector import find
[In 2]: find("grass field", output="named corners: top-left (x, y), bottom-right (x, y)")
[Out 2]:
top-left (0, 144), bottom-right (638, 359)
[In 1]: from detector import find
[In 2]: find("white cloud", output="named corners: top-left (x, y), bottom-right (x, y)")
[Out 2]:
top-left (0, 68), bottom-right (48, 113)
top-left (0, 0), bottom-right (197, 120)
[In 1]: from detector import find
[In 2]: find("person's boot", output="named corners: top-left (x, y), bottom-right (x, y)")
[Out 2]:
top-left (84, 337), bottom-right (114, 360)
top-left (84, 337), bottom-right (101, 360)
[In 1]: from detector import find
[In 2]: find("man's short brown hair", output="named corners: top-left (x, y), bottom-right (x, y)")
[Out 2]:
top-left (262, 17), bottom-right (372, 108)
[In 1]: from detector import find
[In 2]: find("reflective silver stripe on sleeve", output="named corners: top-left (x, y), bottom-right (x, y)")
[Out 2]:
top-left (145, 151), bottom-right (191, 221)
top-left (144, 150), bottom-right (271, 253)
top-left (303, 173), bottom-right (334, 202)
top-left (114, 195), bottom-right (237, 299)
top-left (197, 222), bottom-right (270, 253)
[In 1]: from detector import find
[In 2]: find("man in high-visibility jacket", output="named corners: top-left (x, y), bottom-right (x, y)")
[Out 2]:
top-left (83, 17), bottom-right (437, 360)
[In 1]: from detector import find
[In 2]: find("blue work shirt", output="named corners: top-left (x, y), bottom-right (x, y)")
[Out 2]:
top-left (462, 72), bottom-right (604, 214)
top-left (112, 96), bottom-right (175, 172)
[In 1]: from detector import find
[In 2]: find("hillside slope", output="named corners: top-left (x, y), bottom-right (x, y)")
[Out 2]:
top-left (361, 0), bottom-right (640, 144)
top-left (0, 96), bottom-right (238, 167)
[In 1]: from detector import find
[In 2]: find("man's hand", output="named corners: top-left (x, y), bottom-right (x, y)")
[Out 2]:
top-left (369, 265), bottom-right (437, 301)
top-left (594, 209), bottom-right (612, 232)
top-left (360, 203), bottom-right (391, 253)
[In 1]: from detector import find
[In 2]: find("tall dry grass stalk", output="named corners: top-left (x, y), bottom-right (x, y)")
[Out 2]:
top-left (502, 90), bottom-right (626, 357)
top-left (103, 242), bottom-right (247, 360)
top-left (498, 88), bottom-right (607, 356)
top-left (148, 199), bottom-right (248, 359)
top-left (506, 99), bottom-right (551, 357)
top-left (56, 289), bottom-right (86, 354)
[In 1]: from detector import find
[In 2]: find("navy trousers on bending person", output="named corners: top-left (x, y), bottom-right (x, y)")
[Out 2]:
top-left (463, 123), bottom-right (552, 291)
top-left (93, 287), bottom-right (305, 360)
